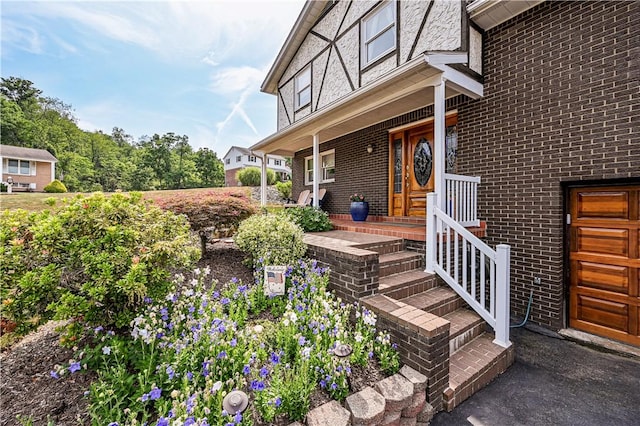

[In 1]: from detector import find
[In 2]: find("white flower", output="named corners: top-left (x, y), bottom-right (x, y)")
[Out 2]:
top-left (211, 381), bottom-right (223, 393)
top-left (102, 346), bottom-right (111, 355)
top-left (253, 324), bottom-right (263, 334)
top-left (171, 390), bottom-right (180, 398)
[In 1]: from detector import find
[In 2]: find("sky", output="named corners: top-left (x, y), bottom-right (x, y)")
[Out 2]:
top-left (1, 0), bottom-right (305, 158)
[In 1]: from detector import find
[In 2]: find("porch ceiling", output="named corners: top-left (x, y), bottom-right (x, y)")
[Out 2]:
top-left (251, 57), bottom-right (468, 157)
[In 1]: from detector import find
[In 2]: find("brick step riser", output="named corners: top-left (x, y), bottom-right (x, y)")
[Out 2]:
top-left (420, 294), bottom-right (465, 318)
top-left (356, 241), bottom-right (404, 255)
top-left (379, 258), bottom-right (424, 278)
top-left (449, 322), bottom-right (486, 354)
top-left (380, 277), bottom-right (440, 299)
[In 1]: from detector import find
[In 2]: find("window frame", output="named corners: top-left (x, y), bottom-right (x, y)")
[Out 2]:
top-left (236, 155), bottom-right (242, 163)
top-left (304, 149), bottom-right (335, 186)
top-left (361, 1), bottom-right (397, 68)
top-left (6, 159), bottom-right (32, 175)
top-left (294, 65), bottom-right (312, 110)
top-left (248, 156), bottom-right (257, 163)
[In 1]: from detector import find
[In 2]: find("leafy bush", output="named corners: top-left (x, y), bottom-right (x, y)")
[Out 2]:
top-left (151, 189), bottom-right (257, 237)
top-left (236, 167), bottom-right (276, 186)
top-left (43, 179), bottom-right (68, 193)
top-left (234, 213), bottom-right (306, 267)
top-left (275, 180), bottom-right (292, 200)
top-left (0, 192), bottom-right (200, 335)
top-left (282, 207), bottom-right (333, 232)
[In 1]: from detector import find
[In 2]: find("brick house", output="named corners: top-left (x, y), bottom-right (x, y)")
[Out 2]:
top-left (0, 144), bottom-right (57, 192)
top-left (222, 146), bottom-right (291, 187)
top-left (251, 0), bottom-right (638, 354)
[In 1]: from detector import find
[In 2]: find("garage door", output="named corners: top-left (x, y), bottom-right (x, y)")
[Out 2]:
top-left (569, 185), bottom-right (639, 347)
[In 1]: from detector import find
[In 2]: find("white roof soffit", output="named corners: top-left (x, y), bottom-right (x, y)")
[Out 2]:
top-left (251, 54), bottom-right (482, 156)
top-left (261, 0), bottom-right (327, 94)
top-left (468, 0), bottom-right (545, 31)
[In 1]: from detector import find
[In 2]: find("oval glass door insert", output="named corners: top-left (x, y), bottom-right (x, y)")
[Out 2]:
top-left (413, 137), bottom-right (432, 187)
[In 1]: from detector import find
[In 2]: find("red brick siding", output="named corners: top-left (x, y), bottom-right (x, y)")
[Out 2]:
top-left (456, 0), bottom-right (639, 329)
top-left (2, 161), bottom-right (53, 191)
top-left (225, 168), bottom-right (240, 187)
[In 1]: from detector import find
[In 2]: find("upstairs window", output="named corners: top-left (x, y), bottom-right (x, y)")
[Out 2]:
top-left (225, 158), bottom-right (231, 165)
top-left (248, 156), bottom-right (257, 163)
top-left (295, 66), bottom-right (311, 109)
top-left (362, 1), bottom-right (396, 67)
top-left (236, 156), bottom-right (242, 162)
top-left (274, 159), bottom-right (281, 166)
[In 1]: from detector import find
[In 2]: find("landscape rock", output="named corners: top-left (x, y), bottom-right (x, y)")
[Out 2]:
top-left (306, 400), bottom-right (351, 426)
top-left (346, 386), bottom-right (386, 426)
top-left (375, 374), bottom-right (414, 412)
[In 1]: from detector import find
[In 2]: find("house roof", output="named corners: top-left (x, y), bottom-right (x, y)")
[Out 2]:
top-left (0, 144), bottom-right (57, 163)
top-left (222, 146), bottom-right (250, 160)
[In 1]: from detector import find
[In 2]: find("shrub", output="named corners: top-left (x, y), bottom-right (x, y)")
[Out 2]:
top-left (43, 179), bottom-right (67, 193)
top-left (0, 192), bottom-right (200, 335)
top-left (282, 206), bottom-right (333, 232)
top-left (152, 189), bottom-right (257, 237)
top-left (234, 213), bottom-right (306, 267)
top-left (236, 167), bottom-right (276, 186)
top-left (275, 180), bottom-right (292, 200)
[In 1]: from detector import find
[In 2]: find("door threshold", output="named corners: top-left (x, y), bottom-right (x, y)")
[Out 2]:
top-left (558, 328), bottom-right (640, 359)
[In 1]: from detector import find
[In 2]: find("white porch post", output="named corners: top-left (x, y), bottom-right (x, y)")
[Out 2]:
top-left (260, 154), bottom-right (268, 207)
top-left (425, 192), bottom-right (437, 274)
top-left (312, 134), bottom-right (320, 208)
top-left (434, 79), bottom-right (446, 212)
top-left (51, 162), bottom-right (56, 182)
top-left (494, 244), bottom-right (512, 348)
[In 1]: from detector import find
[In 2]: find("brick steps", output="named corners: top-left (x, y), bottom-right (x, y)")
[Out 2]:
top-left (400, 286), bottom-right (465, 317)
top-left (377, 244), bottom-right (513, 414)
top-left (443, 333), bottom-right (515, 412)
top-left (378, 270), bottom-right (439, 299)
top-left (379, 251), bottom-right (424, 277)
top-left (442, 309), bottom-right (486, 354)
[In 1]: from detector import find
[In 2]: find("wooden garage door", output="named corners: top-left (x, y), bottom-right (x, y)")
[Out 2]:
top-left (569, 186), bottom-right (640, 346)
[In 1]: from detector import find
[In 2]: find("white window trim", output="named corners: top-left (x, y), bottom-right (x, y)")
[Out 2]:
top-left (5, 159), bottom-right (32, 176)
top-left (361, 1), bottom-right (396, 68)
top-left (304, 149), bottom-right (335, 186)
top-left (294, 65), bottom-right (311, 110)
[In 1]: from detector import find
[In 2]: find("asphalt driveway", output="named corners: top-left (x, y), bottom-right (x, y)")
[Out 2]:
top-left (431, 326), bottom-right (640, 426)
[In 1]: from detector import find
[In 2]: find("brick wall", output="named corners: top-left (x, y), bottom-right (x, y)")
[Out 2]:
top-left (3, 161), bottom-right (53, 191)
top-left (456, 0), bottom-right (639, 329)
top-left (225, 168), bottom-right (239, 187)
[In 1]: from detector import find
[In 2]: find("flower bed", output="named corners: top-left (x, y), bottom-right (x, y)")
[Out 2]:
top-left (51, 260), bottom-right (400, 425)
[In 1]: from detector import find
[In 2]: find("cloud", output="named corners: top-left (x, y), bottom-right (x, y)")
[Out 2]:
top-left (209, 66), bottom-right (264, 95)
top-left (2, 1), bottom-right (304, 63)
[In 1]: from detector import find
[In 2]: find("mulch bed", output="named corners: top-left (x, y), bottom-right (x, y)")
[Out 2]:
top-left (0, 242), bottom-right (384, 426)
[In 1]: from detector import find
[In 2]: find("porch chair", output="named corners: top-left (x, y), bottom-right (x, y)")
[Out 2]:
top-left (309, 188), bottom-right (327, 208)
top-left (283, 189), bottom-right (311, 208)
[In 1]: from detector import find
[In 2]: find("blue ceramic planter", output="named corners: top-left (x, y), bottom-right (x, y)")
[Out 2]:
top-left (350, 201), bottom-right (369, 222)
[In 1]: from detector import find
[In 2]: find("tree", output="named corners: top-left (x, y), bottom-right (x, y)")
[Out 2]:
top-left (194, 148), bottom-right (225, 187)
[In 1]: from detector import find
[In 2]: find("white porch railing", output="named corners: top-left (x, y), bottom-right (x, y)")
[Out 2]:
top-left (426, 192), bottom-right (511, 348)
top-left (445, 173), bottom-right (481, 227)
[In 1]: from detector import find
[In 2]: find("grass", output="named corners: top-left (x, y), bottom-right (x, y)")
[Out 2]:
top-left (0, 187), bottom-right (252, 212)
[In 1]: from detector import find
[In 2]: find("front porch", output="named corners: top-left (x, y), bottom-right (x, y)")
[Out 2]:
top-left (329, 214), bottom-right (487, 242)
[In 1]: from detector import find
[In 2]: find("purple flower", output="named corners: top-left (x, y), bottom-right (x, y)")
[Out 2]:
top-left (217, 351), bottom-right (227, 359)
top-left (251, 380), bottom-right (265, 391)
top-left (319, 379), bottom-right (327, 388)
top-left (270, 352), bottom-right (280, 365)
top-left (68, 362), bottom-right (81, 373)
top-left (108, 423), bottom-right (119, 426)
top-left (94, 326), bottom-right (104, 333)
top-left (186, 371), bottom-right (193, 381)
top-left (230, 338), bottom-right (237, 347)
top-left (234, 412), bottom-right (243, 423)
top-left (242, 365), bottom-right (251, 375)
top-left (274, 397), bottom-right (282, 407)
top-left (50, 371), bottom-right (59, 379)
top-left (166, 366), bottom-right (175, 379)
top-left (298, 336), bottom-right (306, 346)
top-left (221, 297), bottom-right (230, 305)
top-left (331, 382), bottom-right (338, 390)
top-left (156, 417), bottom-right (169, 426)
top-left (144, 297), bottom-right (153, 304)
top-left (184, 417), bottom-right (195, 426)
top-left (149, 387), bottom-right (162, 400)
top-left (259, 367), bottom-right (269, 378)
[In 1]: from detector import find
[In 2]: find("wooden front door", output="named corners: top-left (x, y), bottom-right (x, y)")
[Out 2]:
top-left (389, 125), bottom-right (435, 217)
top-left (569, 185), bottom-right (640, 346)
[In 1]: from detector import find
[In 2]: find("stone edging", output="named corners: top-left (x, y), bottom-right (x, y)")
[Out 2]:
top-left (290, 365), bottom-right (436, 426)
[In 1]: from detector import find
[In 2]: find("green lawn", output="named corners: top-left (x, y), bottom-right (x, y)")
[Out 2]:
top-left (0, 187), bottom-right (252, 212)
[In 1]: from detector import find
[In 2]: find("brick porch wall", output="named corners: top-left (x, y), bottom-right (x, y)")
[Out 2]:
top-left (456, 0), bottom-right (639, 329)
top-left (225, 168), bottom-right (240, 187)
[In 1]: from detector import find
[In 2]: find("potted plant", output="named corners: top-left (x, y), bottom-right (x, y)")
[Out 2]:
top-left (349, 193), bottom-right (369, 222)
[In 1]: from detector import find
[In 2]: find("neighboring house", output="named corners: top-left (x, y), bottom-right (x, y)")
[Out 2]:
top-left (222, 146), bottom-right (291, 186)
top-left (0, 144), bottom-right (57, 192)
top-left (251, 0), bottom-right (639, 350)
